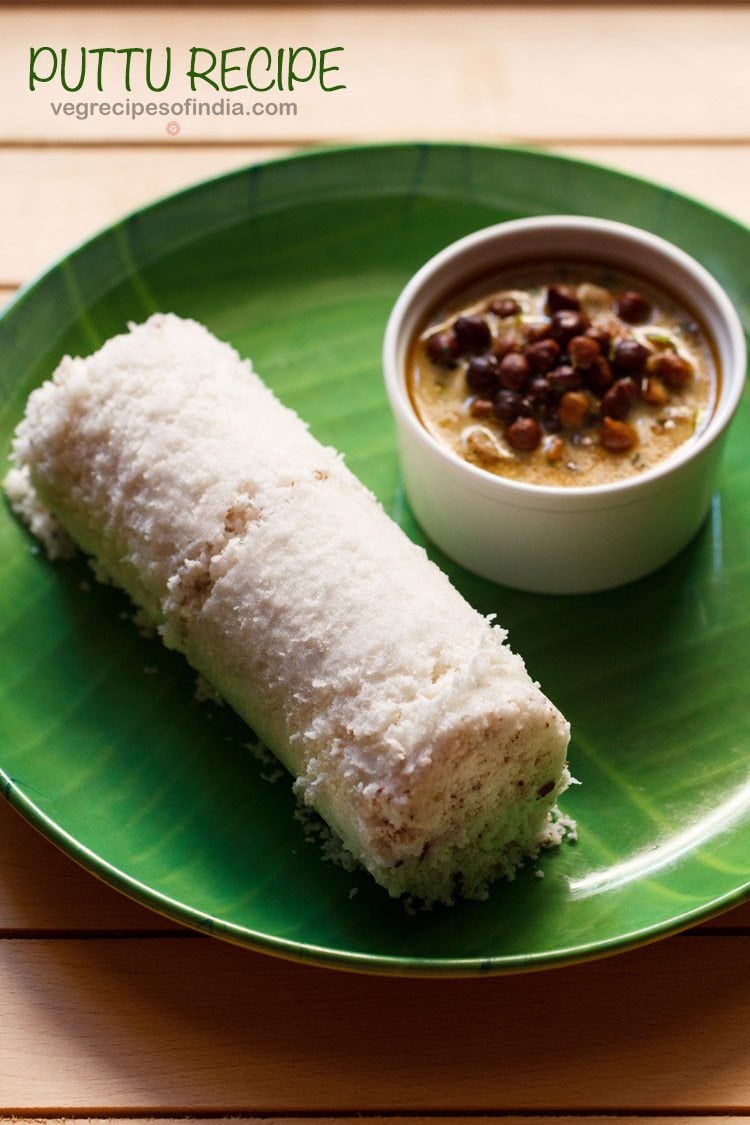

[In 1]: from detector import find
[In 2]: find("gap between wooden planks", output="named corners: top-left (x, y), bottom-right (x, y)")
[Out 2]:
top-left (1, 935), bottom-right (750, 1111)
top-left (4, 1120), bottom-right (750, 1125)
top-left (1, 142), bottom-right (749, 287)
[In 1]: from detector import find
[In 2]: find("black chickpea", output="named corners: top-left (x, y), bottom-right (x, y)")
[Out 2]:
top-left (425, 329), bottom-right (460, 368)
top-left (547, 365), bottom-right (583, 392)
top-left (601, 416), bottom-right (638, 452)
top-left (466, 354), bottom-right (501, 395)
top-left (557, 391), bottom-right (590, 430)
top-left (585, 326), bottom-right (611, 354)
top-left (568, 335), bottom-right (600, 369)
top-left (526, 339), bottom-right (560, 373)
top-left (601, 377), bottom-right (639, 420)
top-left (489, 297), bottom-right (521, 319)
top-left (586, 355), bottom-right (615, 394)
top-left (453, 314), bottom-right (492, 354)
top-left (546, 285), bottom-right (580, 313)
top-left (614, 339), bottom-right (650, 374)
top-left (493, 389), bottom-right (525, 423)
top-left (506, 416), bottom-right (542, 451)
top-left (469, 397), bottom-right (495, 419)
top-left (550, 309), bottom-right (589, 344)
top-left (526, 376), bottom-right (554, 410)
top-left (498, 352), bottom-right (530, 391)
top-left (615, 290), bottom-right (652, 324)
top-left (649, 351), bottom-right (693, 389)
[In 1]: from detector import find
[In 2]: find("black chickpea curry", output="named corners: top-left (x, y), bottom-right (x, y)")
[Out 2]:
top-left (408, 262), bottom-right (717, 488)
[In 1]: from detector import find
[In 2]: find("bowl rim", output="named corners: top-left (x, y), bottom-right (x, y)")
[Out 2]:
top-left (383, 214), bottom-right (747, 502)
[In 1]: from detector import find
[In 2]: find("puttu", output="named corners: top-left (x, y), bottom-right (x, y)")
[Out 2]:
top-left (5, 313), bottom-right (572, 904)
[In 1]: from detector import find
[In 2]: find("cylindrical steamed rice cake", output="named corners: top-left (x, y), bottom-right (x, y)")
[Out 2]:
top-left (5, 313), bottom-right (572, 904)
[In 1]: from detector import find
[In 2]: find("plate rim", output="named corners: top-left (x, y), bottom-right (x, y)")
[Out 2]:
top-left (3, 779), bottom-right (748, 977)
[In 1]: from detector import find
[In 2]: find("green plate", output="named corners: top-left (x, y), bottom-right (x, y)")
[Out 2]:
top-left (1, 143), bottom-right (749, 975)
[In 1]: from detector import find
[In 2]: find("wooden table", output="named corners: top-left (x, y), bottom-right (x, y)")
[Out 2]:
top-left (2, 2), bottom-right (749, 1119)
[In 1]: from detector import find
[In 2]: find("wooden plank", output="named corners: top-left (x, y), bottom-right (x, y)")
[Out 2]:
top-left (1, 143), bottom-right (749, 288)
top-left (1, 936), bottom-right (749, 1111)
top-left (2, 5), bottom-right (749, 143)
top-left (9, 1120), bottom-right (750, 1125)
top-left (0, 145), bottom-right (284, 285)
top-left (558, 143), bottom-right (750, 229)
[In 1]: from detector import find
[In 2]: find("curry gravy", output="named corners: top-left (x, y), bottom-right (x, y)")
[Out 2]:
top-left (408, 261), bottom-right (717, 488)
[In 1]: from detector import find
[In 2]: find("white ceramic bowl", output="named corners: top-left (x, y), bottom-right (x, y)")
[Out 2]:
top-left (383, 215), bottom-right (746, 594)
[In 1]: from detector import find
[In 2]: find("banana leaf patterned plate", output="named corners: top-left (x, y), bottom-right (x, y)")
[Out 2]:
top-left (1, 143), bottom-right (748, 974)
